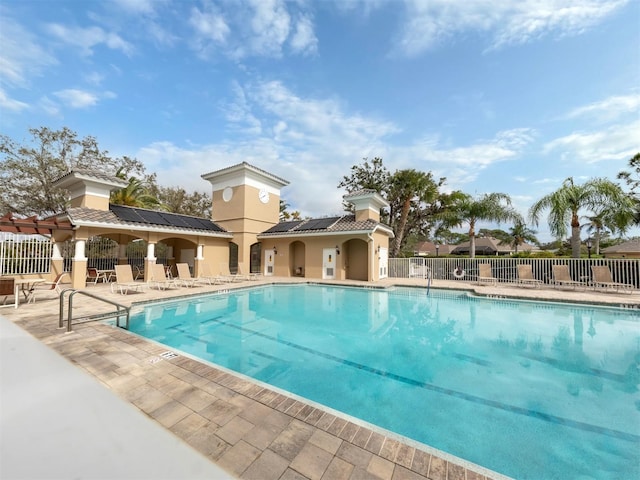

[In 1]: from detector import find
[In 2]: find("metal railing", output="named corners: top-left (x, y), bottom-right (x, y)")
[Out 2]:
top-left (389, 257), bottom-right (640, 288)
top-left (59, 289), bottom-right (131, 332)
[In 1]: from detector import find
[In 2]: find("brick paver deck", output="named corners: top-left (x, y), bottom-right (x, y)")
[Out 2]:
top-left (3, 277), bottom-right (638, 479)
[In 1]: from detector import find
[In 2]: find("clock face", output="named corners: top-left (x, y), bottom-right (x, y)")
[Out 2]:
top-left (222, 187), bottom-right (233, 202)
top-left (259, 188), bottom-right (270, 204)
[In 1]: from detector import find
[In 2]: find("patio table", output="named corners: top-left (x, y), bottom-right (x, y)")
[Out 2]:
top-left (13, 278), bottom-right (46, 309)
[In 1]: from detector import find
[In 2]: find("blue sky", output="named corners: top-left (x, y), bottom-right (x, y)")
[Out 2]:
top-left (1, 0), bottom-right (639, 242)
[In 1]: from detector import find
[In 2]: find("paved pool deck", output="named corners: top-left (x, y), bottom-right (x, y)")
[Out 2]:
top-left (1, 277), bottom-right (638, 480)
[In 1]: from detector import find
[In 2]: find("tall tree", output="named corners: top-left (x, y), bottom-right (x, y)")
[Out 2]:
top-left (617, 152), bottom-right (640, 225)
top-left (438, 193), bottom-right (522, 258)
top-left (387, 169), bottom-right (440, 257)
top-left (338, 157), bottom-right (390, 220)
top-left (0, 127), bottom-right (144, 216)
top-left (529, 177), bottom-right (635, 258)
top-left (148, 183), bottom-right (212, 218)
top-left (505, 221), bottom-right (538, 253)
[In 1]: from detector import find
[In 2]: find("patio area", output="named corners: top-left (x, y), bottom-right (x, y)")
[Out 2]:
top-left (2, 277), bottom-right (638, 480)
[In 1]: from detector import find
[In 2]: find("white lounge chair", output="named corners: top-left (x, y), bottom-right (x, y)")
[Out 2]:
top-left (148, 264), bottom-right (179, 290)
top-left (198, 263), bottom-right (225, 285)
top-left (219, 263), bottom-right (247, 282)
top-left (516, 265), bottom-right (542, 288)
top-left (28, 273), bottom-right (68, 303)
top-left (591, 266), bottom-right (633, 293)
top-left (111, 265), bottom-right (147, 295)
top-left (238, 263), bottom-right (260, 281)
top-left (176, 263), bottom-right (208, 287)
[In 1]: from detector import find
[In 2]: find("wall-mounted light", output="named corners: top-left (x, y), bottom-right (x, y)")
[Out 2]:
top-left (377, 245), bottom-right (381, 254)
top-left (273, 246), bottom-right (278, 255)
top-left (335, 245), bottom-right (340, 255)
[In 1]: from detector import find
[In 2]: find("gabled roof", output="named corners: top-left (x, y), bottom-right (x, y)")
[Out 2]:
top-left (53, 169), bottom-right (128, 189)
top-left (201, 162), bottom-right (289, 187)
top-left (601, 239), bottom-right (640, 253)
top-left (60, 205), bottom-right (232, 237)
top-left (259, 215), bottom-right (394, 238)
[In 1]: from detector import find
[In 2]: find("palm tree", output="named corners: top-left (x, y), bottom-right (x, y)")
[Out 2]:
top-left (388, 169), bottom-right (439, 257)
top-left (529, 177), bottom-right (636, 258)
top-left (110, 169), bottom-right (160, 209)
top-left (438, 193), bottom-right (522, 258)
top-left (506, 220), bottom-right (538, 253)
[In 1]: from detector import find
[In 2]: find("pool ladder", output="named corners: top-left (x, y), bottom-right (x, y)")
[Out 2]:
top-left (59, 289), bottom-right (131, 333)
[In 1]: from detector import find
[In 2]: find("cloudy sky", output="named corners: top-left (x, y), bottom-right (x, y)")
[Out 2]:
top-left (1, 0), bottom-right (638, 242)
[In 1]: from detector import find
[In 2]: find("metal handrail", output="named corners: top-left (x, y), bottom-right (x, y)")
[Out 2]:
top-left (59, 289), bottom-right (131, 333)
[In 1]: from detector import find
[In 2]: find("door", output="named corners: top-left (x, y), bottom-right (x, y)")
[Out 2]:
top-left (378, 247), bottom-right (388, 279)
top-left (264, 249), bottom-right (275, 276)
top-left (322, 248), bottom-right (336, 280)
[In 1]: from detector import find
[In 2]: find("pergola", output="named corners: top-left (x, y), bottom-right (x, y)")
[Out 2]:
top-left (0, 213), bottom-right (74, 235)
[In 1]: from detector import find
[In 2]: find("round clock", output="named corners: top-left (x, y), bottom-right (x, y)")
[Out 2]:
top-left (222, 187), bottom-right (233, 202)
top-left (259, 188), bottom-right (270, 204)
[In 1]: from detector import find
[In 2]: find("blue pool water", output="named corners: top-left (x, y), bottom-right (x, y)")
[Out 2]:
top-left (128, 284), bottom-right (640, 479)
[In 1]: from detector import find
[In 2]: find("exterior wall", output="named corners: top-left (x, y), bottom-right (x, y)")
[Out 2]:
top-left (265, 233), bottom-right (390, 281)
top-left (69, 193), bottom-right (110, 210)
top-left (355, 207), bottom-right (380, 223)
top-left (198, 243), bottom-right (231, 277)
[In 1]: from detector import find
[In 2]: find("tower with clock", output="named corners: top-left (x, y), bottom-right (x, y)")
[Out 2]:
top-left (201, 162), bottom-right (289, 269)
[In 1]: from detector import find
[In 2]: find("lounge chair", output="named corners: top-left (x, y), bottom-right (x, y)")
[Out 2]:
top-left (516, 265), bottom-right (542, 288)
top-left (551, 265), bottom-right (584, 290)
top-left (148, 264), bottom-right (179, 290)
top-left (176, 263), bottom-right (208, 287)
top-left (198, 263), bottom-right (225, 285)
top-left (28, 273), bottom-right (68, 303)
top-left (238, 262), bottom-right (260, 281)
top-left (219, 263), bottom-right (247, 282)
top-left (591, 266), bottom-right (634, 294)
top-left (111, 265), bottom-right (147, 295)
top-left (133, 265), bottom-right (145, 280)
top-left (477, 264), bottom-right (498, 286)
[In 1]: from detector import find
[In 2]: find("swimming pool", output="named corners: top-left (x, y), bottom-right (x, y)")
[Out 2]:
top-left (128, 284), bottom-right (640, 479)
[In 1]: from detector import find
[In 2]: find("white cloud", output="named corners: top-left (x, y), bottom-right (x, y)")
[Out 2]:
top-left (46, 23), bottom-right (133, 57)
top-left (289, 14), bottom-right (318, 56)
top-left (52, 89), bottom-right (116, 109)
top-left (188, 0), bottom-right (317, 60)
top-left (397, 0), bottom-right (628, 56)
top-left (111, 0), bottom-right (160, 15)
top-left (543, 120), bottom-right (640, 163)
top-left (0, 88), bottom-right (29, 112)
top-left (189, 3), bottom-right (230, 57)
top-left (0, 15), bottom-right (57, 87)
top-left (564, 93), bottom-right (640, 122)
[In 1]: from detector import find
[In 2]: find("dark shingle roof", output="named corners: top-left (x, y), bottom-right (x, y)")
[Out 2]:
top-left (64, 205), bottom-right (230, 235)
top-left (260, 215), bottom-right (391, 237)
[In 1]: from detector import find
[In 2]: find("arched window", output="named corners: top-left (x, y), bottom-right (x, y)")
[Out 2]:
top-left (228, 242), bottom-right (239, 274)
top-left (250, 242), bottom-right (261, 275)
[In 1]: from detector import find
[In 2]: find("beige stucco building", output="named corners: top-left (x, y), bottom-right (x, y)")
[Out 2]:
top-left (44, 163), bottom-right (393, 288)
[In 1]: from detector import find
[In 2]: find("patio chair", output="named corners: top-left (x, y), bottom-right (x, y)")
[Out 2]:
top-left (516, 265), bottom-right (542, 288)
top-left (133, 265), bottom-right (145, 280)
top-left (477, 264), bottom-right (498, 286)
top-left (176, 263), bottom-right (208, 287)
top-left (219, 263), bottom-right (247, 282)
top-left (198, 263), bottom-right (225, 285)
top-left (28, 273), bottom-right (68, 303)
top-left (86, 267), bottom-right (112, 284)
top-left (238, 262), bottom-right (260, 281)
top-left (591, 266), bottom-right (634, 294)
top-left (551, 265), bottom-right (584, 290)
top-left (0, 277), bottom-right (15, 306)
top-left (148, 264), bottom-right (179, 290)
top-left (111, 265), bottom-right (147, 295)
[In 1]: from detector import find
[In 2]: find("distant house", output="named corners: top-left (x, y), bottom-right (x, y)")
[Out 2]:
top-left (413, 241), bottom-right (456, 256)
top-left (601, 239), bottom-right (640, 259)
top-left (451, 237), bottom-right (537, 256)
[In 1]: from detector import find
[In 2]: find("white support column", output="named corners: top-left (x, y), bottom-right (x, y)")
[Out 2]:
top-left (146, 243), bottom-right (157, 262)
top-left (196, 244), bottom-right (204, 260)
top-left (51, 242), bottom-right (63, 260)
top-left (74, 239), bottom-right (87, 261)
